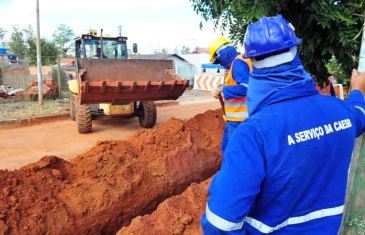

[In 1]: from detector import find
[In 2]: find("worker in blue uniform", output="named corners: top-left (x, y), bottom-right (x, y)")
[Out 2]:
top-left (209, 38), bottom-right (252, 153)
top-left (202, 15), bottom-right (365, 234)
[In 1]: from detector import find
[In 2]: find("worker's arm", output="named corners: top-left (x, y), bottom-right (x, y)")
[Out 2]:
top-left (347, 70), bottom-right (365, 137)
top-left (201, 122), bottom-right (265, 234)
top-left (222, 60), bottom-right (250, 100)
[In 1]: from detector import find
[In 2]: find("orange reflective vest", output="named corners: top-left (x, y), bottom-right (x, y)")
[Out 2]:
top-left (223, 55), bottom-right (253, 122)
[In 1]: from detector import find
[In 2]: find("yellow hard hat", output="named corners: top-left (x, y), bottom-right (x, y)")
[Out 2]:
top-left (209, 37), bottom-right (231, 62)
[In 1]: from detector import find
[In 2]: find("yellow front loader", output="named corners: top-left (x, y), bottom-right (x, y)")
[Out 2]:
top-left (68, 30), bottom-right (189, 133)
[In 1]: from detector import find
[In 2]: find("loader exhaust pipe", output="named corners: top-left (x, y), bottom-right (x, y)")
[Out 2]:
top-left (100, 29), bottom-right (104, 59)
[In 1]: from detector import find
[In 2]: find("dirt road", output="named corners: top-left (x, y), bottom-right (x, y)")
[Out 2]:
top-left (0, 101), bottom-right (220, 170)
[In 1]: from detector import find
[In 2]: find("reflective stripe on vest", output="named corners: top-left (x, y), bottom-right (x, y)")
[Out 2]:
top-left (205, 204), bottom-right (344, 233)
top-left (245, 205), bottom-right (343, 233)
top-left (224, 55), bottom-right (252, 122)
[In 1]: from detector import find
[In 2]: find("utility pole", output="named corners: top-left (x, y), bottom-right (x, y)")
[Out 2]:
top-left (359, 18), bottom-right (365, 74)
top-left (36, 0), bottom-right (43, 105)
top-left (118, 25), bottom-right (122, 36)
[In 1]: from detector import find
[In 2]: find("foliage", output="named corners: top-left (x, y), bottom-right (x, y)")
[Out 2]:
top-left (0, 27), bottom-right (7, 41)
top-left (27, 38), bottom-right (58, 66)
top-left (154, 48), bottom-right (169, 54)
top-left (118, 25), bottom-right (122, 36)
top-left (326, 57), bottom-right (350, 85)
top-left (7, 25), bottom-right (27, 58)
top-left (52, 24), bottom-right (75, 57)
top-left (190, 0), bottom-right (365, 84)
top-left (174, 46), bottom-right (179, 54)
top-left (22, 24), bottom-right (35, 57)
top-left (181, 46), bottom-right (191, 54)
top-left (7, 24), bottom-right (58, 65)
top-left (22, 25), bottom-right (34, 45)
top-left (0, 27), bottom-right (6, 58)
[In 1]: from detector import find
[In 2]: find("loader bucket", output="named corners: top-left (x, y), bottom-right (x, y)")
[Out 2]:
top-left (76, 59), bottom-right (189, 104)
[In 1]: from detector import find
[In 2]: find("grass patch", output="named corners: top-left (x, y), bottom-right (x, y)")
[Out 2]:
top-left (0, 99), bottom-right (69, 120)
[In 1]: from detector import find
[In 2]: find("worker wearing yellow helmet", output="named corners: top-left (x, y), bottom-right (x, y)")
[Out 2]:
top-left (210, 37), bottom-right (252, 153)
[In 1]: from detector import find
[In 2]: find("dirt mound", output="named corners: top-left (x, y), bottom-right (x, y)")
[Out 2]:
top-left (0, 109), bottom-right (224, 235)
top-left (0, 157), bottom-right (74, 234)
top-left (118, 178), bottom-right (212, 235)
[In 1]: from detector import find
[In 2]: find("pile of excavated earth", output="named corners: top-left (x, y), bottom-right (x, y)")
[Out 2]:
top-left (0, 109), bottom-right (224, 235)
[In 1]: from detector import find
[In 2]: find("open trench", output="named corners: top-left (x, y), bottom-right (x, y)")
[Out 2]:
top-left (0, 109), bottom-right (224, 235)
top-left (118, 178), bottom-right (212, 235)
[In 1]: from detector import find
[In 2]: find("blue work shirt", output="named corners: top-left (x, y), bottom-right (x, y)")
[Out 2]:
top-left (202, 84), bottom-right (365, 234)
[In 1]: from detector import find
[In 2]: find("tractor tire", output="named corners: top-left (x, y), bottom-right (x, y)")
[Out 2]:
top-left (139, 101), bottom-right (157, 128)
top-left (76, 104), bottom-right (92, 134)
top-left (70, 95), bottom-right (76, 121)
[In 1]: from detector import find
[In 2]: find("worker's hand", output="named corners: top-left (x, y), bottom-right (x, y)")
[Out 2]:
top-left (351, 69), bottom-right (365, 94)
top-left (211, 84), bottom-right (223, 99)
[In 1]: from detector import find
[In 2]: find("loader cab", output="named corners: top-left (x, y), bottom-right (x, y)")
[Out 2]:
top-left (75, 33), bottom-right (129, 59)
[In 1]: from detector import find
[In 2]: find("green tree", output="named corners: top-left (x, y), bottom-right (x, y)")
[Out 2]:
top-left (174, 46), bottom-right (179, 54)
top-left (161, 48), bottom-right (169, 54)
top-left (326, 57), bottom-right (350, 85)
top-left (0, 27), bottom-right (7, 59)
top-left (181, 46), bottom-right (191, 54)
top-left (52, 24), bottom-right (75, 57)
top-left (22, 25), bottom-right (34, 44)
top-left (191, 0), bottom-right (365, 83)
top-left (0, 27), bottom-right (7, 41)
top-left (27, 38), bottom-right (58, 66)
top-left (7, 25), bottom-right (26, 59)
top-left (154, 48), bottom-right (169, 54)
top-left (22, 24), bottom-right (35, 55)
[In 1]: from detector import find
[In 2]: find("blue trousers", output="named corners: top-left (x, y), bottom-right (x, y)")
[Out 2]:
top-left (221, 121), bottom-right (241, 154)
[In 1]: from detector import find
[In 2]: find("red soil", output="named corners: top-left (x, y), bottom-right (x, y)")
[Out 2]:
top-left (0, 109), bottom-right (224, 235)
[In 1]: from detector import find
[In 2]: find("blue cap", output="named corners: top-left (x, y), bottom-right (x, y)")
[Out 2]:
top-left (243, 15), bottom-right (302, 58)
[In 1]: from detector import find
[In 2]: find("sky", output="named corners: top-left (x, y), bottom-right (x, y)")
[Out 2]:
top-left (0, 0), bottom-right (230, 54)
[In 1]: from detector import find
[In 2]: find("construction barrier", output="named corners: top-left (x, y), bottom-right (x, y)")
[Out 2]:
top-left (193, 75), bottom-right (224, 91)
top-left (193, 74), bottom-right (346, 100)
